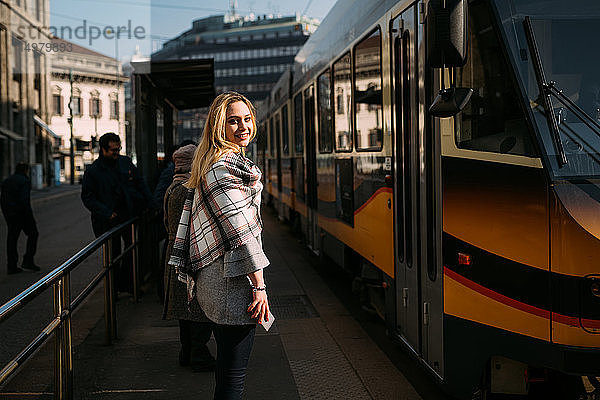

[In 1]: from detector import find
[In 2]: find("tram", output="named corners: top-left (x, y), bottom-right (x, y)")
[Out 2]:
top-left (253, 0), bottom-right (600, 398)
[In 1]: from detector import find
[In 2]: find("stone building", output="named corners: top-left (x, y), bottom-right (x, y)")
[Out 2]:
top-left (49, 38), bottom-right (127, 183)
top-left (0, 0), bottom-right (54, 187)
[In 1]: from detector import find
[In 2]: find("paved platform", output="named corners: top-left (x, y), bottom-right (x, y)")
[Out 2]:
top-left (2, 206), bottom-right (424, 399)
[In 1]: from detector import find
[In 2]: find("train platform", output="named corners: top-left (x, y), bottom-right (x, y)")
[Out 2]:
top-left (1, 206), bottom-right (423, 400)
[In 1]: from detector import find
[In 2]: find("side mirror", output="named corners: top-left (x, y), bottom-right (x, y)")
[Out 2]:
top-left (429, 87), bottom-right (473, 118)
top-left (426, 0), bottom-right (468, 68)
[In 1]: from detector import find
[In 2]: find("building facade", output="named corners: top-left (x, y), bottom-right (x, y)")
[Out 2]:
top-left (49, 38), bottom-right (127, 183)
top-left (153, 13), bottom-right (318, 101)
top-left (152, 13), bottom-right (318, 144)
top-left (0, 0), bottom-right (54, 186)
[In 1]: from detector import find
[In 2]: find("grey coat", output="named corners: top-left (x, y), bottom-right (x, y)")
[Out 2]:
top-left (163, 181), bottom-right (270, 325)
top-left (195, 234), bottom-right (269, 325)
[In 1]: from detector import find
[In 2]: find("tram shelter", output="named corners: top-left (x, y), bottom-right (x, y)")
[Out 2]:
top-left (129, 58), bottom-right (214, 282)
top-left (131, 58), bottom-right (215, 186)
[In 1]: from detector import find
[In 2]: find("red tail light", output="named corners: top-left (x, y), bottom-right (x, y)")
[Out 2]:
top-left (458, 252), bottom-right (472, 266)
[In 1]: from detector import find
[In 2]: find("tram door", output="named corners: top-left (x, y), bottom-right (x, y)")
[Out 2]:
top-left (392, 4), bottom-right (421, 357)
top-left (304, 85), bottom-right (319, 251)
top-left (392, 4), bottom-right (444, 377)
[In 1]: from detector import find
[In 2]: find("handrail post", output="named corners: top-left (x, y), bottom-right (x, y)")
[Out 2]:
top-left (132, 222), bottom-right (139, 302)
top-left (102, 241), bottom-right (112, 345)
top-left (53, 280), bottom-right (63, 399)
top-left (109, 237), bottom-right (117, 340)
top-left (62, 274), bottom-right (73, 400)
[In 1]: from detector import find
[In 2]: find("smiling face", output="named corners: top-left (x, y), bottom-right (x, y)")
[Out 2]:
top-left (225, 101), bottom-right (253, 148)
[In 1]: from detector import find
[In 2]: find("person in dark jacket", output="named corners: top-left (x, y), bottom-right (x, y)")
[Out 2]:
top-left (163, 144), bottom-right (215, 372)
top-left (81, 132), bottom-right (152, 292)
top-left (153, 140), bottom-right (196, 299)
top-left (1, 163), bottom-right (40, 275)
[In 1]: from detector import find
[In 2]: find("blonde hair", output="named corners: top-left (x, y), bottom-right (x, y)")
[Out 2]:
top-left (186, 92), bottom-right (257, 188)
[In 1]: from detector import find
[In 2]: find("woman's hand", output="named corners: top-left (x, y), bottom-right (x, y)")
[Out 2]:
top-left (247, 290), bottom-right (270, 325)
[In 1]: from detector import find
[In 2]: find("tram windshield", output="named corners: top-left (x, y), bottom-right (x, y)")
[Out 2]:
top-left (494, 0), bottom-right (600, 179)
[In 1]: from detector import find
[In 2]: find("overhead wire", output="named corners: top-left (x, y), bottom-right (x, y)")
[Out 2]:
top-left (301, 0), bottom-right (313, 16)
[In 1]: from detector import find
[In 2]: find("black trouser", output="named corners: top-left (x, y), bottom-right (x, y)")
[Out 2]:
top-left (93, 217), bottom-right (133, 293)
top-left (179, 320), bottom-right (214, 365)
top-left (6, 214), bottom-right (38, 271)
top-left (213, 324), bottom-right (256, 400)
top-left (110, 230), bottom-right (133, 293)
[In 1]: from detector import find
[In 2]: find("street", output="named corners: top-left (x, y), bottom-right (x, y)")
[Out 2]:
top-left (0, 185), bottom-right (98, 369)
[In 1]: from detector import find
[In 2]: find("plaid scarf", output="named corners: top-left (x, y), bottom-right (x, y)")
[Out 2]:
top-left (168, 152), bottom-right (263, 300)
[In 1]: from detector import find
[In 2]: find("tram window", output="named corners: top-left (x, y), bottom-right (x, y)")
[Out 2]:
top-left (294, 93), bottom-right (304, 154)
top-left (455, 3), bottom-right (536, 157)
top-left (282, 104), bottom-right (290, 155)
top-left (333, 53), bottom-right (352, 152)
top-left (275, 113), bottom-right (281, 156)
top-left (257, 124), bottom-right (266, 153)
top-left (317, 69), bottom-right (333, 153)
top-left (269, 117), bottom-right (275, 155)
top-left (354, 28), bottom-right (383, 151)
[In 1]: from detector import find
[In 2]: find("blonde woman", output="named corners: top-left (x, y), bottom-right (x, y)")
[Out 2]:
top-left (169, 92), bottom-right (270, 400)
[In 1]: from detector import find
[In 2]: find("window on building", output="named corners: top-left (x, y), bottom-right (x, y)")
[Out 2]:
top-left (72, 88), bottom-right (82, 116)
top-left (72, 96), bottom-right (81, 116)
top-left (333, 53), bottom-right (352, 151)
top-left (317, 69), bottom-right (333, 153)
top-left (266, 32), bottom-right (276, 39)
top-left (282, 104), bottom-right (289, 155)
top-left (90, 91), bottom-right (101, 118)
top-left (12, 36), bottom-right (23, 82)
top-left (354, 28), bottom-right (383, 151)
top-left (52, 94), bottom-right (62, 115)
top-left (33, 51), bottom-right (41, 114)
top-left (110, 99), bottom-right (119, 119)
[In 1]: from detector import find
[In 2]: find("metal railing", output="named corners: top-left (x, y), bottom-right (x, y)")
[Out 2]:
top-left (0, 217), bottom-right (141, 400)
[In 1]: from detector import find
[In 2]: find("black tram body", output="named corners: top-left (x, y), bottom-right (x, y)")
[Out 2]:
top-left (253, 0), bottom-right (600, 397)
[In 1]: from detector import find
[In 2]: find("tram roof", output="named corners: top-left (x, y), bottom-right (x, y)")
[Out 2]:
top-left (133, 58), bottom-right (215, 110)
top-left (292, 0), bottom-right (398, 91)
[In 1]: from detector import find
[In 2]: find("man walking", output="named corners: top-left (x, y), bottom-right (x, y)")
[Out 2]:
top-left (81, 132), bottom-right (153, 292)
top-left (1, 163), bottom-right (40, 275)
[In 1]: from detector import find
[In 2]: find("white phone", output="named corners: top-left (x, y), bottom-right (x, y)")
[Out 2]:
top-left (260, 312), bottom-right (275, 332)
